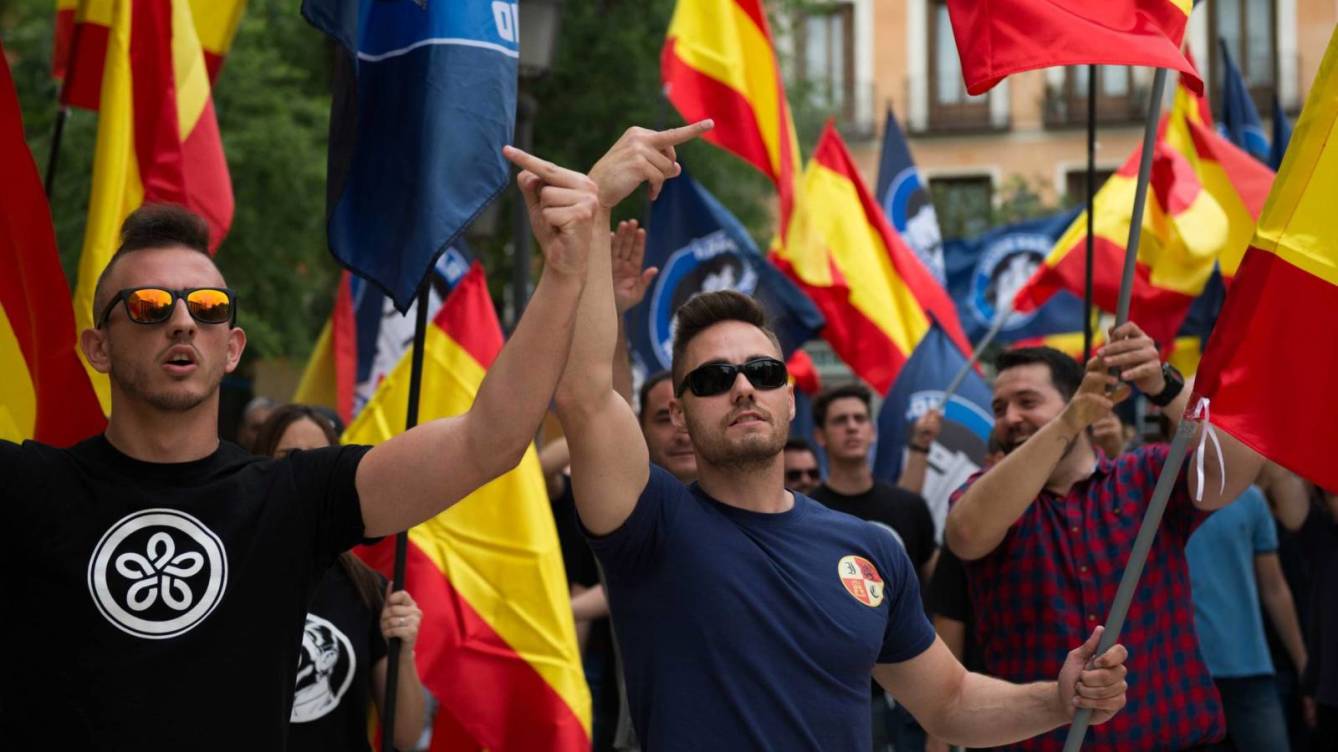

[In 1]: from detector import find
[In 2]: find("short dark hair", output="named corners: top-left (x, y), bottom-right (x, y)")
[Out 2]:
top-left (669, 290), bottom-right (781, 387)
top-left (812, 383), bottom-right (873, 428)
top-left (784, 437), bottom-right (816, 455)
top-left (92, 203), bottom-right (217, 321)
top-left (638, 370), bottom-right (673, 423)
top-left (995, 346), bottom-right (1084, 401)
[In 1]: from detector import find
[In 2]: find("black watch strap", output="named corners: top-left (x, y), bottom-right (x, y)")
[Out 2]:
top-left (1147, 362), bottom-right (1184, 407)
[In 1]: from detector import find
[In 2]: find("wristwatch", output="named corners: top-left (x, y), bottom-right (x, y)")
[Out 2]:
top-left (1147, 362), bottom-right (1185, 407)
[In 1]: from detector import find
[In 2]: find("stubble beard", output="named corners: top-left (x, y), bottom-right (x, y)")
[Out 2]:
top-left (110, 356), bottom-right (219, 413)
top-left (686, 411), bottom-right (787, 473)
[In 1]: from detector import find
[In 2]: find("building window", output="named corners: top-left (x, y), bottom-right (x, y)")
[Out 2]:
top-left (926, 1), bottom-right (996, 132)
top-left (1211, 0), bottom-right (1276, 115)
top-left (1063, 167), bottom-right (1116, 206)
top-left (930, 175), bottom-right (993, 239)
top-left (1045, 66), bottom-right (1145, 128)
top-left (798, 3), bottom-right (856, 126)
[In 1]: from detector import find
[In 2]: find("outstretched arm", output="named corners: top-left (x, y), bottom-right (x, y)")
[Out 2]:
top-left (356, 150), bottom-right (596, 537)
top-left (874, 628), bottom-right (1127, 748)
top-left (556, 122), bottom-right (713, 535)
top-left (898, 409), bottom-right (941, 494)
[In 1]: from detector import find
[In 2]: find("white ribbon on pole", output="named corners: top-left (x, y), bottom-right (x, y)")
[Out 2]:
top-left (1188, 396), bottom-right (1226, 503)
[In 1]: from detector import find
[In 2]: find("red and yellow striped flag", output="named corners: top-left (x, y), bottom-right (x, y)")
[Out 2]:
top-left (661, 0), bottom-right (801, 228)
top-left (771, 123), bottom-right (972, 394)
top-left (1012, 76), bottom-right (1273, 347)
top-left (345, 263), bottom-right (591, 751)
top-left (71, 0), bottom-right (234, 414)
top-left (55, 0), bottom-right (245, 110)
top-left (0, 39), bottom-right (105, 445)
top-left (1193, 27), bottom-right (1338, 491)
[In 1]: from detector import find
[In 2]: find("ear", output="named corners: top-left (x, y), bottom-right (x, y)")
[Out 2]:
top-left (669, 396), bottom-right (686, 431)
top-left (787, 384), bottom-right (796, 423)
top-left (813, 423), bottom-right (828, 449)
top-left (224, 326), bottom-right (247, 373)
top-left (80, 327), bottom-right (112, 374)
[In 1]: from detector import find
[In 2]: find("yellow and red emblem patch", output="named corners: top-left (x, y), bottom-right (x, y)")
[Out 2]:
top-left (837, 555), bottom-right (884, 608)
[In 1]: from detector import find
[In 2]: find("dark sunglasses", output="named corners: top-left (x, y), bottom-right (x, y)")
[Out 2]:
top-left (98, 287), bottom-right (237, 328)
top-left (785, 468), bottom-right (821, 482)
top-left (676, 357), bottom-right (788, 398)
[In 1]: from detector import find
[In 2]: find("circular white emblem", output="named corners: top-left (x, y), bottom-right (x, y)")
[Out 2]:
top-left (292, 613), bottom-right (357, 723)
top-left (87, 509), bottom-right (228, 640)
top-left (838, 554), bottom-right (886, 608)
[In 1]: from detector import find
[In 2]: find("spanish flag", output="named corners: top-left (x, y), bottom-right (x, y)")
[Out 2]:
top-left (1193, 27), bottom-right (1338, 492)
top-left (771, 123), bottom-right (972, 395)
top-left (1012, 76), bottom-right (1273, 347)
top-left (0, 40), bottom-right (105, 445)
top-left (661, 0), bottom-right (801, 228)
top-left (344, 264), bottom-right (591, 751)
top-left (945, 0), bottom-right (1202, 96)
top-left (54, 0), bottom-right (245, 110)
top-left (70, 0), bottom-right (235, 413)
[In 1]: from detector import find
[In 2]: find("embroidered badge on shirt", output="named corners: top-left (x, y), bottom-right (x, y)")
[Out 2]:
top-left (837, 555), bottom-right (884, 607)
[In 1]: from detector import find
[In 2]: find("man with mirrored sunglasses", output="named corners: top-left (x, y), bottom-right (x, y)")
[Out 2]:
top-left (554, 150), bottom-right (1133, 747)
top-left (0, 128), bottom-right (668, 750)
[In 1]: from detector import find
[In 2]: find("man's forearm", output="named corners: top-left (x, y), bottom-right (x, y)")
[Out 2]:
top-left (946, 416), bottom-right (1079, 560)
top-left (933, 674), bottom-right (1066, 747)
top-left (556, 208), bottom-right (618, 415)
top-left (898, 451), bottom-right (930, 495)
top-left (1259, 557), bottom-right (1308, 672)
top-left (612, 317), bottom-right (634, 404)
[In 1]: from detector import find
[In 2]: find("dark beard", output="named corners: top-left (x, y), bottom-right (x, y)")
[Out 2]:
top-left (110, 358), bottom-right (216, 412)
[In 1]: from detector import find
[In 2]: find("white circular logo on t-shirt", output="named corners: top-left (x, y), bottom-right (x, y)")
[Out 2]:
top-left (292, 613), bottom-right (357, 723)
top-left (87, 509), bottom-right (228, 640)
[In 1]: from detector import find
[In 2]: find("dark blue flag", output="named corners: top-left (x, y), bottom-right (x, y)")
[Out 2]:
top-left (874, 108), bottom-right (945, 283)
top-left (303, 0), bottom-right (517, 312)
top-left (627, 166), bottom-right (825, 383)
top-left (1217, 39), bottom-right (1270, 164)
top-left (1269, 93), bottom-right (1293, 170)
top-left (873, 325), bottom-right (994, 539)
top-left (944, 209), bottom-right (1085, 343)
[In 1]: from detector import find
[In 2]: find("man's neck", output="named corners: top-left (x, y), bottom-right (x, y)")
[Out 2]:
top-left (1044, 433), bottom-right (1098, 496)
top-left (103, 393), bottom-right (222, 463)
top-left (696, 455), bottom-right (792, 514)
top-left (823, 457), bottom-right (874, 496)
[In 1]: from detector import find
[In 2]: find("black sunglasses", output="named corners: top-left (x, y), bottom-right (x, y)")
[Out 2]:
top-left (676, 357), bottom-right (789, 398)
top-left (97, 287), bottom-right (237, 328)
top-left (785, 468), bottom-right (821, 482)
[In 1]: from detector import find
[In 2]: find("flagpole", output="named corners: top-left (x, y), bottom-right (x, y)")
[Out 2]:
top-left (939, 301), bottom-right (1010, 407)
top-left (1082, 64), bottom-right (1097, 362)
top-left (1063, 66), bottom-right (1172, 752)
top-left (45, 0), bottom-right (88, 198)
top-left (1062, 416), bottom-right (1197, 752)
top-left (382, 278), bottom-right (430, 752)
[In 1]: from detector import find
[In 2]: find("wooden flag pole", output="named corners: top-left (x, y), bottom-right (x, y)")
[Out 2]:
top-left (1062, 65), bottom-right (1171, 752)
top-left (381, 278), bottom-right (430, 752)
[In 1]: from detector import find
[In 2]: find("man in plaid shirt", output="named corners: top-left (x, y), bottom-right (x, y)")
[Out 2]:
top-left (946, 322), bottom-right (1266, 751)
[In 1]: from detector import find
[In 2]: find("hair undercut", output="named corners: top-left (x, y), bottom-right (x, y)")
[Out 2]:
top-left (92, 203), bottom-right (217, 321)
top-left (811, 382), bottom-right (874, 428)
top-left (669, 290), bottom-right (782, 388)
top-left (995, 346), bottom-right (1085, 401)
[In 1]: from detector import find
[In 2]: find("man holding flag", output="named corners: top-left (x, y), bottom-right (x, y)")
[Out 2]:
top-left (0, 118), bottom-right (665, 745)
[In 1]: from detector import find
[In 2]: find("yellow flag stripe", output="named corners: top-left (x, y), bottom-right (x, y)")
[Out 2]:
top-left (0, 302), bottom-right (37, 441)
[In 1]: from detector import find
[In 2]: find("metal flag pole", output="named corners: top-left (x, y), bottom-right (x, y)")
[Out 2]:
top-left (381, 278), bottom-right (431, 752)
top-left (44, 0), bottom-right (89, 197)
top-left (938, 300), bottom-right (1011, 408)
top-left (1062, 65), bottom-right (1172, 752)
top-left (1082, 64), bottom-right (1097, 362)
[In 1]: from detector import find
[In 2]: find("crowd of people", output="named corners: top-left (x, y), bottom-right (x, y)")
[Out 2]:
top-left (2, 120), bottom-right (1333, 752)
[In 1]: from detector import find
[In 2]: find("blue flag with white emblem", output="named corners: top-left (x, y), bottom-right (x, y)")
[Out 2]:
top-left (1217, 39), bottom-right (1270, 165)
top-left (944, 209), bottom-right (1085, 343)
top-left (627, 166), bottom-right (825, 383)
top-left (302, 0), bottom-right (517, 312)
top-left (873, 324), bottom-right (994, 540)
top-left (874, 108), bottom-right (945, 283)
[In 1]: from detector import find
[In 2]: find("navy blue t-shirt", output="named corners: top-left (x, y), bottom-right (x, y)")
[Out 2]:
top-left (585, 465), bottom-right (936, 751)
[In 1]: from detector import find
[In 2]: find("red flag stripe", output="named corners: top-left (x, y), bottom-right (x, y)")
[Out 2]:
top-left (431, 263), bottom-right (504, 369)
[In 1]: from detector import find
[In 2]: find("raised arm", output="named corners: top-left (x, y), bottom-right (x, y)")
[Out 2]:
top-left (556, 122), bottom-right (712, 535)
top-left (610, 219), bottom-right (656, 403)
top-left (946, 359), bottom-right (1124, 560)
top-left (898, 409), bottom-right (941, 494)
top-left (356, 149), bottom-right (596, 537)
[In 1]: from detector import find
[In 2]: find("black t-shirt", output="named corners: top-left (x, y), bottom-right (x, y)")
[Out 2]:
top-left (0, 436), bottom-right (371, 750)
top-left (1298, 502), bottom-right (1338, 706)
top-left (288, 565), bottom-right (388, 752)
top-left (811, 481), bottom-right (936, 573)
top-left (927, 546), bottom-right (984, 672)
top-left (552, 475), bottom-right (600, 588)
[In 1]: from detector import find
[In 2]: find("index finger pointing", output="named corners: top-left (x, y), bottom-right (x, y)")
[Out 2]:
top-left (650, 119), bottom-right (715, 147)
top-left (502, 145), bottom-right (589, 189)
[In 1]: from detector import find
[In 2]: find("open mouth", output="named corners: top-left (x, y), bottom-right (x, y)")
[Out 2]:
top-left (162, 347), bottom-right (199, 374)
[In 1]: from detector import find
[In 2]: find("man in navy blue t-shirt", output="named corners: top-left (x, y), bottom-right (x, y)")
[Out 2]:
top-left (552, 127), bottom-right (1133, 752)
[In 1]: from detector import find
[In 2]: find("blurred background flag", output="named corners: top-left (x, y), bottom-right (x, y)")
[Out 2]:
top-left (874, 107), bottom-right (945, 284)
top-left (873, 324), bottom-right (994, 540)
top-left (1217, 39), bottom-right (1271, 164)
top-left (627, 165), bottom-right (824, 382)
top-left (1270, 94), bottom-right (1293, 170)
top-left (302, 0), bottom-right (517, 312)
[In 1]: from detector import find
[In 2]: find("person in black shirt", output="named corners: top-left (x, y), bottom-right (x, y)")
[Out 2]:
top-left (255, 405), bottom-right (426, 751)
top-left (0, 146), bottom-right (615, 750)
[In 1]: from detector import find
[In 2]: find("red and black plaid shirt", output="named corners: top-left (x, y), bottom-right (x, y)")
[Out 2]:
top-left (950, 444), bottom-right (1224, 751)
